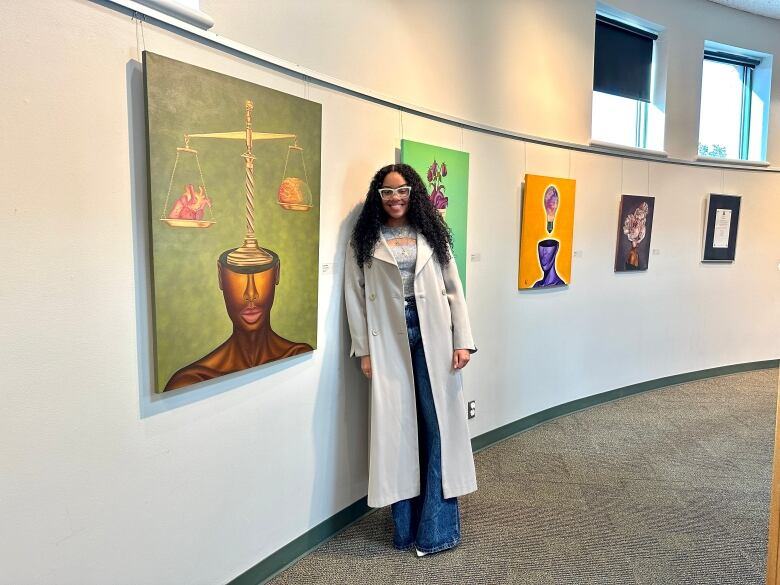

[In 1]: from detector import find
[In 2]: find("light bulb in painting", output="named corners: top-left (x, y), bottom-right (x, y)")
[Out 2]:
top-left (543, 185), bottom-right (559, 234)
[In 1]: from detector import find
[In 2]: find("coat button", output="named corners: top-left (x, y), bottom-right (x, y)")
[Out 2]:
top-left (369, 292), bottom-right (376, 301)
top-left (371, 329), bottom-right (379, 336)
top-left (441, 288), bottom-right (447, 296)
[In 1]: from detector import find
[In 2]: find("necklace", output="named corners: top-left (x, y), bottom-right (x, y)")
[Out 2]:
top-left (383, 224), bottom-right (414, 239)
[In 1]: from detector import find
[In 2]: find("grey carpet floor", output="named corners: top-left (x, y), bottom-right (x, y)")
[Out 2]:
top-left (269, 369), bottom-right (778, 584)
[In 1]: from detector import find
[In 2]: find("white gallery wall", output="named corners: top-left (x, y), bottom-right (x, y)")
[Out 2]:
top-left (205, 0), bottom-right (780, 160)
top-left (1, 1), bottom-right (778, 584)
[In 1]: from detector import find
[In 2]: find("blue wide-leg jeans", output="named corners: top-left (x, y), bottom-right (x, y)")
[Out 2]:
top-left (391, 301), bottom-right (461, 554)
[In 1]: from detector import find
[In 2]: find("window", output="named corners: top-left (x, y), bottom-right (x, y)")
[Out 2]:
top-left (698, 44), bottom-right (769, 161)
top-left (592, 91), bottom-right (649, 148)
top-left (591, 12), bottom-right (664, 151)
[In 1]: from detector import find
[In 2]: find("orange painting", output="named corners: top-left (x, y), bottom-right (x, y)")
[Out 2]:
top-left (518, 174), bottom-right (576, 289)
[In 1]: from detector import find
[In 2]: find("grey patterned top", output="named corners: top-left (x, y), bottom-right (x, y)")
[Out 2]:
top-left (381, 224), bottom-right (417, 299)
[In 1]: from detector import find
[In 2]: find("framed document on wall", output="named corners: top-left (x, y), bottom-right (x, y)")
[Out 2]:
top-left (702, 193), bottom-right (741, 262)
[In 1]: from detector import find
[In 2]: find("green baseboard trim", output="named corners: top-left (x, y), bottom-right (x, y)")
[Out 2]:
top-left (227, 496), bottom-right (371, 585)
top-left (228, 359), bottom-right (778, 585)
top-left (470, 359), bottom-right (779, 453)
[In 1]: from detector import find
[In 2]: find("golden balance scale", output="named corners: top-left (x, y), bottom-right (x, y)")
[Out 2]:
top-left (160, 100), bottom-right (312, 267)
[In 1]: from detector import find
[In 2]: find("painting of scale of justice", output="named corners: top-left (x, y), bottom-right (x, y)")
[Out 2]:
top-left (143, 52), bottom-right (321, 393)
top-left (517, 174), bottom-right (576, 289)
top-left (400, 140), bottom-right (470, 292)
top-left (614, 195), bottom-right (655, 272)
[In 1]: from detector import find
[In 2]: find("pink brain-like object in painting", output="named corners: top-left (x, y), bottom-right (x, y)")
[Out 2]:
top-left (543, 186), bottom-right (559, 214)
top-left (543, 185), bottom-right (559, 233)
top-left (623, 202), bottom-right (649, 244)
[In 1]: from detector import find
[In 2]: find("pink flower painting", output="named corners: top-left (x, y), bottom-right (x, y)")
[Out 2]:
top-left (426, 158), bottom-right (449, 211)
top-left (614, 196), bottom-right (655, 272)
top-left (623, 202), bottom-right (649, 246)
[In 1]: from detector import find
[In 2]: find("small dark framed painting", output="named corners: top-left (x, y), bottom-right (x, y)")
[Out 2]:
top-left (614, 194), bottom-right (655, 272)
top-left (702, 194), bottom-right (741, 262)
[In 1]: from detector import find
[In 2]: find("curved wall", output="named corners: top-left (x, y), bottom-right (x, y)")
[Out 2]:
top-left (0, 1), bottom-right (778, 584)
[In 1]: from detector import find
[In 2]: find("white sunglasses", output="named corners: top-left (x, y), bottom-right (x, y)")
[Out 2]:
top-left (378, 186), bottom-right (412, 200)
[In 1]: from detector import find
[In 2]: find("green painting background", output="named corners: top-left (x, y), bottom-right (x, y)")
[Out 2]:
top-left (401, 139), bottom-right (469, 292)
top-left (144, 53), bottom-right (321, 392)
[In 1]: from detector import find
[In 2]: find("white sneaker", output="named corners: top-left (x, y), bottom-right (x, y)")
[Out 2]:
top-left (415, 548), bottom-right (428, 557)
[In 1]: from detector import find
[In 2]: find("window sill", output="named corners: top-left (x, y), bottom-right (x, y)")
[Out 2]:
top-left (696, 156), bottom-right (770, 168)
top-left (589, 140), bottom-right (669, 158)
top-left (132, 0), bottom-right (214, 29)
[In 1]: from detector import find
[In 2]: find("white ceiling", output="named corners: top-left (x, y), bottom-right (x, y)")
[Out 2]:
top-left (706, 0), bottom-right (780, 20)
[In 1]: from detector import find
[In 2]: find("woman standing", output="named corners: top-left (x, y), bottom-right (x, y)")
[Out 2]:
top-left (344, 163), bottom-right (477, 556)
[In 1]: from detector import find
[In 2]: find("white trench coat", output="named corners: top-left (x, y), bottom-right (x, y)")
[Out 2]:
top-left (344, 233), bottom-right (478, 508)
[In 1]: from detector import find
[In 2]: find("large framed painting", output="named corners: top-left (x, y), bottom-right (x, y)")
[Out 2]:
top-left (702, 193), bottom-right (741, 262)
top-left (401, 139), bottom-right (469, 292)
top-left (144, 52), bottom-right (321, 392)
top-left (518, 174), bottom-right (576, 289)
top-left (614, 195), bottom-right (655, 272)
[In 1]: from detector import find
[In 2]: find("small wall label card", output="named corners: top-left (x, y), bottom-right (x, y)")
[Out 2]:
top-left (702, 194), bottom-right (741, 262)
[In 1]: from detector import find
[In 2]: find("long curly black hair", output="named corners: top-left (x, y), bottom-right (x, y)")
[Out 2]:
top-left (350, 163), bottom-right (453, 269)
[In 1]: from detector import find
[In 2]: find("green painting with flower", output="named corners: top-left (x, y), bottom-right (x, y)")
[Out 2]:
top-left (400, 139), bottom-right (469, 292)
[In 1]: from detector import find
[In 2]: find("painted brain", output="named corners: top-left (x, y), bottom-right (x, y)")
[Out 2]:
top-left (543, 186), bottom-right (559, 213)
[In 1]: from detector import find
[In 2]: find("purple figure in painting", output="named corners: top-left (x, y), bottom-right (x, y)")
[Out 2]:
top-left (533, 239), bottom-right (566, 288)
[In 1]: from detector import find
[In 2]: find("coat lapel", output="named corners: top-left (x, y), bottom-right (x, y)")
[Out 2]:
top-left (372, 229), bottom-right (434, 274)
top-left (415, 233), bottom-right (434, 277)
top-left (372, 234), bottom-right (397, 266)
